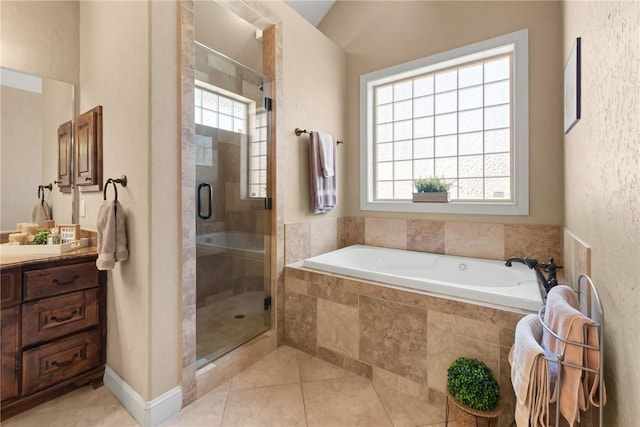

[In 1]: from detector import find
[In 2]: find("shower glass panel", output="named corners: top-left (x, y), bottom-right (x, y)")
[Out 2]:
top-left (195, 42), bottom-right (271, 368)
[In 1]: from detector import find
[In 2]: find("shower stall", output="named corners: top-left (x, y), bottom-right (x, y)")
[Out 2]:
top-left (194, 42), bottom-right (271, 368)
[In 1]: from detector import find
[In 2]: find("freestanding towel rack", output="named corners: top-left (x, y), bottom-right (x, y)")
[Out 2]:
top-left (537, 275), bottom-right (605, 427)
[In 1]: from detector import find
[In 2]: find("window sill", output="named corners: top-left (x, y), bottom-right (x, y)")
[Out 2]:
top-left (360, 200), bottom-right (529, 216)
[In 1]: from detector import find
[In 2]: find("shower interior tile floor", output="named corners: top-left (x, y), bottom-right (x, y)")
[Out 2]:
top-left (196, 291), bottom-right (269, 367)
top-left (3, 345), bottom-right (463, 427)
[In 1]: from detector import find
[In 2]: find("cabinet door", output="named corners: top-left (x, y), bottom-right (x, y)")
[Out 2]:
top-left (56, 121), bottom-right (73, 193)
top-left (1, 307), bottom-right (20, 402)
top-left (75, 106), bottom-right (102, 191)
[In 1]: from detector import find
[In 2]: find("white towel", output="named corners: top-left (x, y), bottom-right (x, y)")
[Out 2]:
top-left (309, 131), bottom-right (337, 214)
top-left (317, 131), bottom-right (335, 177)
top-left (509, 314), bottom-right (551, 427)
top-left (32, 200), bottom-right (52, 228)
top-left (96, 200), bottom-right (128, 270)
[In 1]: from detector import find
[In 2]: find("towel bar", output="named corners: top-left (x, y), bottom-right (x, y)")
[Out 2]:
top-left (295, 128), bottom-right (343, 144)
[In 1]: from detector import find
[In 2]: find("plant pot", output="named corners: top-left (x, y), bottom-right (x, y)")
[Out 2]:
top-left (412, 192), bottom-right (450, 203)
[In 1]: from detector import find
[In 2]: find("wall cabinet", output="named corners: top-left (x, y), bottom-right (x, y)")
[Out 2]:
top-left (56, 120), bottom-right (73, 193)
top-left (76, 106), bottom-right (103, 192)
top-left (0, 256), bottom-right (106, 420)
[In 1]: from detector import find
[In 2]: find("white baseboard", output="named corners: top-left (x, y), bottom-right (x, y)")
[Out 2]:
top-left (104, 365), bottom-right (182, 427)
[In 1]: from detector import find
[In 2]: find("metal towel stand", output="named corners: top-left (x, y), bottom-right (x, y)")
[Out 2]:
top-left (537, 274), bottom-right (605, 427)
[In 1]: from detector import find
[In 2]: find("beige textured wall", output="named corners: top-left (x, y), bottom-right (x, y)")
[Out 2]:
top-left (0, 0), bottom-right (79, 85)
top-left (563, 1), bottom-right (640, 425)
top-left (319, 1), bottom-right (564, 224)
top-left (80, 1), bottom-right (180, 400)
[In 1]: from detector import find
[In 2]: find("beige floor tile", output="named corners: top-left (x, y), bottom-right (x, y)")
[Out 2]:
top-left (229, 345), bottom-right (300, 391)
top-left (221, 383), bottom-right (306, 427)
top-left (160, 380), bottom-right (229, 427)
top-left (374, 383), bottom-right (446, 427)
top-left (303, 375), bottom-right (393, 427)
top-left (297, 351), bottom-right (355, 383)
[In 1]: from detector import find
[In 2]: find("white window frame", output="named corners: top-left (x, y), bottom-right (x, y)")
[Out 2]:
top-left (360, 29), bottom-right (529, 215)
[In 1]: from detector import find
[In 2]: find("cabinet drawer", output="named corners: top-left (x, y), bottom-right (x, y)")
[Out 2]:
top-left (22, 329), bottom-right (101, 395)
top-left (1, 268), bottom-right (21, 308)
top-left (22, 290), bottom-right (99, 347)
top-left (24, 262), bottom-right (97, 300)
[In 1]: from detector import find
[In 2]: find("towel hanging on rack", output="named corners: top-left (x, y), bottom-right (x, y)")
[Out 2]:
top-left (96, 175), bottom-right (129, 270)
top-left (309, 131), bottom-right (336, 214)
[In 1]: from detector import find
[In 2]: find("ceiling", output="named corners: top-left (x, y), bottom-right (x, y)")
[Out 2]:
top-left (284, 0), bottom-right (336, 27)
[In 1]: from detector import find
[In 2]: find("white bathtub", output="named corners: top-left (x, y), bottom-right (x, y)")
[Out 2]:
top-left (196, 231), bottom-right (264, 258)
top-left (303, 245), bottom-right (543, 311)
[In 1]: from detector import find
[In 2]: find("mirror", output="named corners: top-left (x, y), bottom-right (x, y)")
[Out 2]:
top-left (0, 67), bottom-right (75, 232)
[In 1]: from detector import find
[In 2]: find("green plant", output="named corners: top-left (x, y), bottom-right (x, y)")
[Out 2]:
top-left (32, 230), bottom-right (50, 245)
top-left (447, 357), bottom-right (500, 411)
top-left (414, 176), bottom-right (450, 193)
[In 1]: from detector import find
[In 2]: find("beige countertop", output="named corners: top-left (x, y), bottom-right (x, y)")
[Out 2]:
top-left (0, 246), bottom-right (98, 268)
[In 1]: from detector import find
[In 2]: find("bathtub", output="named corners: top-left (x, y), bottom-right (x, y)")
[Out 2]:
top-left (302, 245), bottom-right (543, 311)
top-left (196, 231), bottom-right (265, 258)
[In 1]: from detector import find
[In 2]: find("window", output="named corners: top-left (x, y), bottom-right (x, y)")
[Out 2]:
top-left (249, 112), bottom-right (268, 198)
top-left (360, 29), bottom-right (529, 215)
top-left (195, 87), bottom-right (247, 135)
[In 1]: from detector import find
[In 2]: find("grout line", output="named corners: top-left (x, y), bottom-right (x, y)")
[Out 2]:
top-left (296, 352), bottom-right (310, 427)
top-left (371, 381), bottom-right (397, 427)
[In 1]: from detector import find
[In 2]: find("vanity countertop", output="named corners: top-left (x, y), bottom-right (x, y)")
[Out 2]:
top-left (0, 246), bottom-right (98, 268)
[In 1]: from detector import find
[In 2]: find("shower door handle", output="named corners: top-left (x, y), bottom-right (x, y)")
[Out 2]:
top-left (197, 182), bottom-right (213, 220)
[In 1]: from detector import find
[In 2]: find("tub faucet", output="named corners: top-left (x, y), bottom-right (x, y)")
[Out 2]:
top-left (505, 256), bottom-right (563, 293)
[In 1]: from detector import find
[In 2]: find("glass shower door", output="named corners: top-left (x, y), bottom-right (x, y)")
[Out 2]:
top-left (194, 43), bottom-right (271, 368)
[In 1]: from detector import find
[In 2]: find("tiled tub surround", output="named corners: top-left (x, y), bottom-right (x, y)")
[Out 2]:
top-left (285, 217), bottom-right (563, 267)
top-left (283, 265), bottom-right (530, 427)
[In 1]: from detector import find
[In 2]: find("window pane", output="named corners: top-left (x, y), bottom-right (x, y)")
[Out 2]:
top-left (435, 69), bottom-right (457, 93)
top-left (376, 85), bottom-right (393, 105)
top-left (249, 156), bottom-right (259, 170)
top-left (459, 109), bottom-right (483, 133)
top-left (414, 138), bottom-right (434, 159)
top-left (219, 113), bottom-right (232, 131)
top-left (377, 143), bottom-right (392, 162)
top-left (446, 179), bottom-right (458, 199)
top-left (459, 132), bottom-right (483, 155)
top-left (377, 104), bottom-right (393, 123)
top-left (195, 107), bottom-right (202, 124)
top-left (394, 120), bottom-right (412, 140)
top-left (394, 140), bottom-right (413, 161)
top-left (203, 110), bottom-right (217, 127)
top-left (435, 91), bottom-right (457, 114)
top-left (259, 155), bottom-right (267, 169)
top-left (485, 129), bottom-right (510, 153)
top-left (376, 181), bottom-right (393, 199)
top-left (484, 56), bottom-right (510, 83)
top-left (377, 123), bottom-right (393, 143)
top-left (195, 88), bottom-right (202, 107)
top-left (435, 157), bottom-right (457, 178)
top-left (485, 153), bottom-right (510, 177)
top-left (485, 177), bottom-right (510, 199)
top-left (413, 96), bottom-right (434, 117)
top-left (458, 178), bottom-right (484, 199)
top-left (413, 117), bottom-right (434, 138)
top-left (459, 86), bottom-right (483, 111)
top-left (459, 63), bottom-right (483, 88)
top-left (435, 135), bottom-right (457, 157)
top-left (377, 162), bottom-right (393, 181)
top-left (413, 158), bottom-right (434, 179)
top-left (484, 104), bottom-right (510, 129)
top-left (203, 91), bottom-right (218, 110)
top-left (259, 141), bottom-right (267, 155)
top-left (459, 155), bottom-right (483, 178)
top-left (234, 118), bottom-right (245, 134)
top-left (435, 112), bottom-right (457, 136)
top-left (250, 171), bottom-right (259, 184)
top-left (394, 100), bottom-right (412, 121)
top-left (259, 127), bottom-right (267, 141)
top-left (250, 142), bottom-right (260, 157)
top-left (394, 160), bottom-right (412, 180)
top-left (249, 185), bottom-right (260, 197)
top-left (394, 80), bottom-right (412, 101)
top-left (394, 180), bottom-right (413, 199)
top-left (413, 75), bottom-right (434, 96)
top-left (233, 101), bottom-right (246, 118)
top-left (218, 96), bottom-right (233, 115)
top-left (484, 80), bottom-right (510, 106)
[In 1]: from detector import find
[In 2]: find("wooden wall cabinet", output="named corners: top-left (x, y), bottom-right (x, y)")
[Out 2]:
top-left (76, 106), bottom-right (103, 192)
top-left (0, 256), bottom-right (106, 420)
top-left (56, 121), bottom-right (72, 193)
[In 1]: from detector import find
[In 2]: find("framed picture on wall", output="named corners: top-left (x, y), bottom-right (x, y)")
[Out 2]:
top-left (564, 37), bottom-right (581, 134)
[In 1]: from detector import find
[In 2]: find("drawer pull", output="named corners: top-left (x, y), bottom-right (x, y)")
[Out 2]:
top-left (50, 353), bottom-right (79, 369)
top-left (50, 310), bottom-right (79, 323)
top-left (52, 274), bottom-right (80, 286)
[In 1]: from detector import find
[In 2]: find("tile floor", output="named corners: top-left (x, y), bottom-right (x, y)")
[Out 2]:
top-left (3, 345), bottom-right (462, 427)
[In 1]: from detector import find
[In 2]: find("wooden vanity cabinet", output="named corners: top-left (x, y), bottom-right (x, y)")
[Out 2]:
top-left (0, 256), bottom-right (106, 420)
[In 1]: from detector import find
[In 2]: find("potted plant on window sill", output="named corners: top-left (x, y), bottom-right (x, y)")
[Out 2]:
top-left (413, 177), bottom-right (450, 203)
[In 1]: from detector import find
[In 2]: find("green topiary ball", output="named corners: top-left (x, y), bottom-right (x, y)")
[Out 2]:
top-left (447, 357), bottom-right (500, 411)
